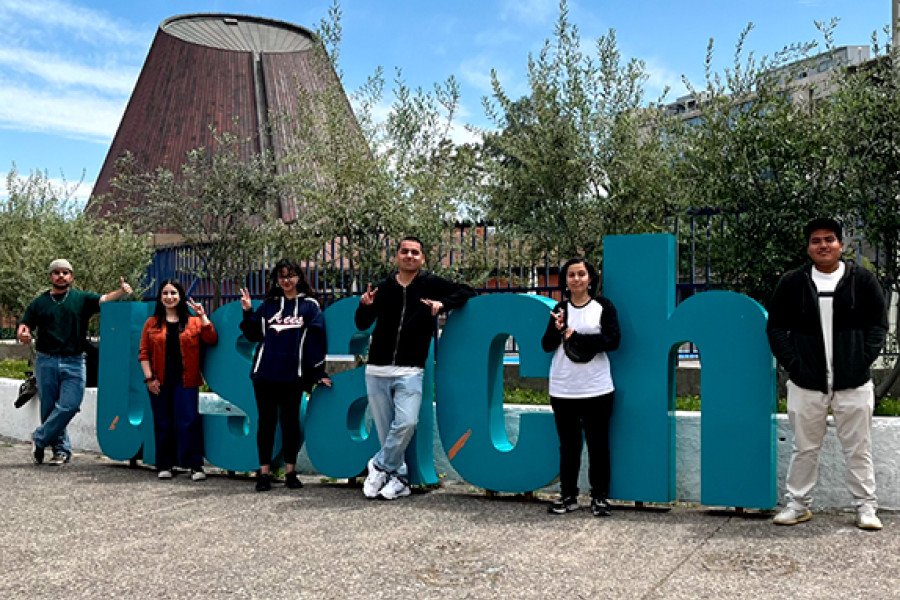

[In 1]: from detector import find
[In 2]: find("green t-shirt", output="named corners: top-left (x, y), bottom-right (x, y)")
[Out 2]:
top-left (21, 289), bottom-right (102, 356)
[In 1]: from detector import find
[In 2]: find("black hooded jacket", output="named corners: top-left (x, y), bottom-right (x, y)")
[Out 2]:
top-left (355, 270), bottom-right (475, 368)
top-left (766, 260), bottom-right (887, 393)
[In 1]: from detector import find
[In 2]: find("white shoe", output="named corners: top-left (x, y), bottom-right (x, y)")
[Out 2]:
top-left (378, 476), bottom-right (411, 500)
top-left (362, 458), bottom-right (388, 498)
top-left (191, 469), bottom-right (207, 482)
top-left (856, 506), bottom-right (883, 531)
top-left (157, 470), bottom-right (173, 480)
top-left (773, 506), bottom-right (812, 525)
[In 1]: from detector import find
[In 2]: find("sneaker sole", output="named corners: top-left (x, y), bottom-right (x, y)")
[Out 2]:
top-left (379, 490), bottom-right (411, 500)
top-left (773, 513), bottom-right (812, 526)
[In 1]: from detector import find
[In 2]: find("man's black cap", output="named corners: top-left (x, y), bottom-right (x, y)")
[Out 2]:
top-left (803, 218), bottom-right (842, 243)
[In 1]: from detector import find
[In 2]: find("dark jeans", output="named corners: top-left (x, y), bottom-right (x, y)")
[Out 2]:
top-left (551, 392), bottom-right (614, 500)
top-left (149, 381), bottom-right (204, 471)
top-left (253, 379), bottom-right (304, 467)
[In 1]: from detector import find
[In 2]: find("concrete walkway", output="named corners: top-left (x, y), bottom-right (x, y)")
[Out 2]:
top-left (1, 439), bottom-right (897, 599)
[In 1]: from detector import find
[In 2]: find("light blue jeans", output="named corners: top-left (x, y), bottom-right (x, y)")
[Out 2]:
top-left (33, 351), bottom-right (86, 458)
top-left (366, 372), bottom-right (424, 479)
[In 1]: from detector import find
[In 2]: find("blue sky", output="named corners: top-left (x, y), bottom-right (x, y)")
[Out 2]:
top-left (0, 0), bottom-right (893, 201)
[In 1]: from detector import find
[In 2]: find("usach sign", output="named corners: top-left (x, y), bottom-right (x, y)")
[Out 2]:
top-left (97, 234), bottom-right (776, 508)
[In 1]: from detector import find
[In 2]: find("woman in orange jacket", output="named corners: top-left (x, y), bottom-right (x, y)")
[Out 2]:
top-left (139, 279), bottom-right (217, 481)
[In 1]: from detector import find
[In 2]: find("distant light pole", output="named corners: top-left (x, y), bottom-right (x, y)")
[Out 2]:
top-left (894, 0), bottom-right (899, 50)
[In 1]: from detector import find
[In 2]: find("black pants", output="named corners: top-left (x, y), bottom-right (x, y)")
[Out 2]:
top-left (253, 379), bottom-right (304, 467)
top-left (550, 392), bottom-right (614, 500)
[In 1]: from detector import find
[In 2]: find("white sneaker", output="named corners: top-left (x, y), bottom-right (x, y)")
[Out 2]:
top-left (856, 506), bottom-right (883, 531)
top-left (157, 470), bottom-right (173, 480)
top-left (362, 458), bottom-right (389, 498)
top-left (773, 506), bottom-right (812, 525)
top-left (191, 469), bottom-right (207, 482)
top-left (378, 476), bottom-right (411, 500)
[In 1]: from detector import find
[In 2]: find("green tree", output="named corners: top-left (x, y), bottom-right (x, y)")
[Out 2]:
top-left (675, 26), bottom-right (842, 303)
top-left (481, 0), bottom-right (677, 265)
top-left (828, 32), bottom-right (900, 397)
top-left (107, 128), bottom-right (281, 306)
top-left (279, 2), bottom-right (482, 289)
top-left (0, 166), bottom-right (151, 316)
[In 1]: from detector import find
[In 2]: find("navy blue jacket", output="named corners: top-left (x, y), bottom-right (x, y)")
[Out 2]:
top-left (240, 295), bottom-right (327, 388)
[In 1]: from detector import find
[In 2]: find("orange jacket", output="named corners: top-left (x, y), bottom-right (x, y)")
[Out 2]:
top-left (138, 316), bottom-right (217, 388)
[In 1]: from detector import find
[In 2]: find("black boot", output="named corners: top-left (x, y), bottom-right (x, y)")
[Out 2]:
top-left (255, 472), bottom-right (272, 492)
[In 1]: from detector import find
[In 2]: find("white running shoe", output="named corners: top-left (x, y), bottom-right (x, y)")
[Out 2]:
top-left (773, 506), bottom-right (812, 525)
top-left (378, 476), bottom-right (411, 500)
top-left (362, 458), bottom-right (389, 498)
top-left (856, 506), bottom-right (883, 531)
top-left (157, 470), bottom-right (173, 480)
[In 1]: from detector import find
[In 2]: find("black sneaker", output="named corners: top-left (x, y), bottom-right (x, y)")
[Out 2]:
top-left (591, 498), bottom-right (612, 517)
top-left (548, 496), bottom-right (579, 514)
top-left (255, 473), bottom-right (272, 492)
top-left (285, 472), bottom-right (303, 489)
top-left (31, 433), bottom-right (44, 465)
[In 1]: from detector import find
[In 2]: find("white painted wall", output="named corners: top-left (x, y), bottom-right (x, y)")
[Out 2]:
top-left (2, 378), bottom-right (898, 509)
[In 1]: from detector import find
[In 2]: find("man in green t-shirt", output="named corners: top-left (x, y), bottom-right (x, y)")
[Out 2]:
top-left (17, 259), bottom-right (133, 466)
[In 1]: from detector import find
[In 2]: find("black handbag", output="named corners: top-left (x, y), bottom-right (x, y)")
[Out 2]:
top-left (15, 372), bottom-right (37, 408)
top-left (560, 304), bottom-right (597, 363)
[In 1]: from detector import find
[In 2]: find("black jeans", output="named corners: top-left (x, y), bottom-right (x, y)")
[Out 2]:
top-left (253, 379), bottom-right (305, 467)
top-left (550, 392), bottom-right (614, 500)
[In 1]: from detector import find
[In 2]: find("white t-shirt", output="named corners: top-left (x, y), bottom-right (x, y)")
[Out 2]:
top-left (366, 365), bottom-right (423, 378)
top-left (811, 262), bottom-right (845, 389)
top-left (548, 298), bottom-right (615, 399)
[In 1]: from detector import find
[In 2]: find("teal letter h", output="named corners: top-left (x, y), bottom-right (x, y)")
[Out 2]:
top-left (604, 234), bottom-right (776, 509)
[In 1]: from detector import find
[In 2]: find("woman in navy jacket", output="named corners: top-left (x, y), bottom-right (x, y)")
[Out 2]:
top-left (239, 259), bottom-right (331, 492)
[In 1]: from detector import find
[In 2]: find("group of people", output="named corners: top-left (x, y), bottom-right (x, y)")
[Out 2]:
top-left (16, 220), bottom-right (888, 529)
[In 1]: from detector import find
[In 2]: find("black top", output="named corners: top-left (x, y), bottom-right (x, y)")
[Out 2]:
top-left (164, 321), bottom-right (183, 386)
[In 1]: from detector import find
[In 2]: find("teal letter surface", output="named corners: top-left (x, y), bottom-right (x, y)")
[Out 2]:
top-left (604, 234), bottom-right (776, 508)
top-left (203, 300), bottom-right (259, 472)
top-left (97, 302), bottom-right (154, 461)
top-left (435, 293), bottom-right (558, 493)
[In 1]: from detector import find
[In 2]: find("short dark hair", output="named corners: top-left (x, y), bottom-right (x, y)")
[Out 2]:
top-left (803, 218), bottom-right (842, 243)
top-left (558, 258), bottom-right (600, 299)
top-left (396, 236), bottom-right (425, 255)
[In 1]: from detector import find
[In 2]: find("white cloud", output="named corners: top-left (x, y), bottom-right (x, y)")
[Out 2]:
top-left (0, 0), bottom-right (147, 47)
top-left (459, 56), bottom-right (498, 95)
top-left (0, 47), bottom-right (137, 95)
top-left (0, 77), bottom-right (125, 141)
top-left (499, 0), bottom-right (558, 25)
top-left (0, 172), bottom-right (93, 206)
top-left (643, 57), bottom-right (689, 100)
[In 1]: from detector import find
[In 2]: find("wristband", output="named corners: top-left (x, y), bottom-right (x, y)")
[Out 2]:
top-left (144, 376), bottom-right (156, 383)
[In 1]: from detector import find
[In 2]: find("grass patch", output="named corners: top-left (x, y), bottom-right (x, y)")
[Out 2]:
top-left (503, 386), bottom-right (898, 416)
top-left (503, 388), bottom-right (550, 405)
top-left (0, 359), bottom-right (30, 379)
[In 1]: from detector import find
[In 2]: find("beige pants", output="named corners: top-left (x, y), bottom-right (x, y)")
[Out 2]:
top-left (784, 380), bottom-right (877, 510)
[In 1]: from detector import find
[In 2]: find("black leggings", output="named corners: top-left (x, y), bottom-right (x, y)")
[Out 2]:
top-left (550, 392), bottom-right (614, 500)
top-left (253, 379), bottom-right (304, 467)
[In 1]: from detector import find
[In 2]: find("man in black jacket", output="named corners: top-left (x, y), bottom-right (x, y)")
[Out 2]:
top-left (767, 218), bottom-right (887, 530)
top-left (355, 236), bottom-right (475, 500)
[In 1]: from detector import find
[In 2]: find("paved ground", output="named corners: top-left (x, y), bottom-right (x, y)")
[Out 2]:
top-left (1, 438), bottom-right (898, 600)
